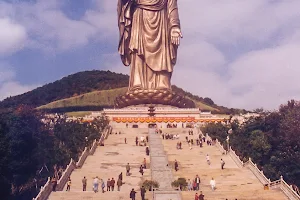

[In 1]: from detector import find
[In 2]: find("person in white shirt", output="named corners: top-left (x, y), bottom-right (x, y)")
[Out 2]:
top-left (93, 176), bottom-right (99, 193)
top-left (210, 178), bottom-right (216, 191)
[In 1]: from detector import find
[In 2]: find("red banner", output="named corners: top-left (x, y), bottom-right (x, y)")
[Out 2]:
top-left (112, 117), bottom-right (196, 123)
top-left (112, 117), bottom-right (226, 123)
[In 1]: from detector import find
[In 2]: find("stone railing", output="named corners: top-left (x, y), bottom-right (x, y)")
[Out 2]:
top-left (33, 126), bottom-right (112, 200)
top-left (244, 158), bottom-right (269, 185)
top-left (228, 146), bottom-right (244, 168)
top-left (76, 147), bottom-right (89, 168)
top-left (208, 135), bottom-right (300, 200)
top-left (89, 139), bottom-right (98, 155)
top-left (56, 158), bottom-right (77, 191)
top-left (32, 177), bottom-right (52, 200)
top-left (278, 177), bottom-right (300, 200)
top-left (215, 139), bottom-right (226, 154)
top-left (32, 158), bottom-right (77, 200)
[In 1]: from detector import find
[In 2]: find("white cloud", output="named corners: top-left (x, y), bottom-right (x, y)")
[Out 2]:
top-left (227, 42), bottom-right (300, 110)
top-left (0, 18), bottom-right (27, 55)
top-left (1, 0), bottom-right (300, 110)
top-left (0, 81), bottom-right (37, 100)
top-left (0, 64), bottom-right (37, 101)
top-left (89, 0), bottom-right (300, 110)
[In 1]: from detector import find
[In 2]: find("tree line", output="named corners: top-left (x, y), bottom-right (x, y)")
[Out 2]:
top-left (0, 106), bottom-right (109, 200)
top-left (201, 100), bottom-right (300, 187)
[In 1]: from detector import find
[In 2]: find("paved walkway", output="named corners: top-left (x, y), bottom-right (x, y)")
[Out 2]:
top-left (160, 128), bottom-right (288, 200)
top-left (48, 128), bottom-right (152, 200)
top-left (148, 128), bottom-right (181, 200)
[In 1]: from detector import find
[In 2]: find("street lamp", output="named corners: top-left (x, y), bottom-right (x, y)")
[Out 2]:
top-left (227, 128), bottom-right (232, 153)
top-left (226, 136), bottom-right (229, 153)
top-left (85, 137), bottom-right (88, 147)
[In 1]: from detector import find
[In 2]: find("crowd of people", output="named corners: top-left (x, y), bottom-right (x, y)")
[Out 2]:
top-left (50, 126), bottom-right (230, 200)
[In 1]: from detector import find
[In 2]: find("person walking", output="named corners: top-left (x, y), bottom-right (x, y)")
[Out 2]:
top-left (66, 177), bottom-right (71, 191)
top-left (93, 176), bottom-right (99, 193)
top-left (141, 186), bottom-right (146, 200)
top-left (135, 137), bottom-right (138, 146)
top-left (194, 193), bottom-right (199, 200)
top-left (221, 159), bottom-right (225, 170)
top-left (130, 188), bottom-right (137, 200)
top-left (126, 163), bottom-right (131, 176)
top-left (101, 179), bottom-right (106, 193)
top-left (111, 178), bottom-right (115, 191)
top-left (199, 191), bottom-right (205, 200)
top-left (51, 176), bottom-right (57, 192)
top-left (125, 138), bottom-right (127, 144)
top-left (210, 178), bottom-right (216, 191)
top-left (139, 165), bottom-right (144, 176)
top-left (82, 176), bottom-right (87, 191)
top-left (119, 172), bottom-right (123, 182)
top-left (195, 175), bottom-right (201, 190)
top-left (107, 178), bottom-right (111, 191)
top-left (174, 160), bottom-right (179, 171)
top-left (187, 179), bottom-right (192, 191)
top-left (143, 158), bottom-right (147, 169)
top-left (117, 178), bottom-right (122, 191)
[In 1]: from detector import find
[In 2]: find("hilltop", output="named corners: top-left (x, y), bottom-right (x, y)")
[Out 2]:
top-left (0, 70), bottom-right (246, 114)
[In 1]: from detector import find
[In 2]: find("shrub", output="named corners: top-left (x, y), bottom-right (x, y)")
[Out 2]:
top-left (141, 180), bottom-right (159, 191)
top-left (171, 178), bottom-right (188, 190)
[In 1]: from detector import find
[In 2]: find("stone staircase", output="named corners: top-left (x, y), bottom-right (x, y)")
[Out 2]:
top-left (160, 128), bottom-right (288, 200)
top-left (47, 127), bottom-right (289, 200)
top-left (48, 128), bottom-right (152, 200)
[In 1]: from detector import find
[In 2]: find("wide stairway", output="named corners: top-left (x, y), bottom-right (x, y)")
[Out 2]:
top-left (161, 128), bottom-right (288, 200)
top-left (48, 127), bottom-right (288, 200)
top-left (48, 128), bottom-right (152, 200)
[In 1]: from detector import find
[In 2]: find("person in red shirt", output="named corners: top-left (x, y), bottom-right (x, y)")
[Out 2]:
top-left (194, 193), bottom-right (199, 200)
top-left (199, 191), bottom-right (205, 200)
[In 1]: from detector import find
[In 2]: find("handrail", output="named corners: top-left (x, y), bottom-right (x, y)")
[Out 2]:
top-left (245, 158), bottom-right (269, 185)
top-left (32, 177), bottom-right (51, 200)
top-left (89, 139), bottom-right (98, 155)
top-left (228, 147), bottom-right (244, 168)
top-left (32, 126), bottom-right (112, 200)
top-left (207, 134), bottom-right (300, 200)
top-left (280, 177), bottom-right (300, 200)
top-left (76, 147), bottom-right (89, 168)
top-left (56, 158), bottom-right (76, 191)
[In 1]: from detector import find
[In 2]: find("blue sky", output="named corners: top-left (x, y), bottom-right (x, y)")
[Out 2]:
top-left (1, 0), bottom-right (300, 110)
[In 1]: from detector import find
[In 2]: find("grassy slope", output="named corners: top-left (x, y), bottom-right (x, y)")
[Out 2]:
top-left (38, 87), bottom-right (127, 109)
top-left (38, 87), bottom-right (219, 112)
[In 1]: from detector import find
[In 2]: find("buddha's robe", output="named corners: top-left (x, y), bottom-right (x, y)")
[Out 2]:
top-left (118, 0), bottom-right (181, 90)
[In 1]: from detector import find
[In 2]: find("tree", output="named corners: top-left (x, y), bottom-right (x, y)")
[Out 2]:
top-left (203, 97), bottom-right (214, 105)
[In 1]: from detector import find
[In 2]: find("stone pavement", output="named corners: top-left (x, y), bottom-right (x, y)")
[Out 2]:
top-left (48, 128), bottom-right (152, 200)
top-left (160, 128), bottom-right (288, 200)
top-left (148, 128), bottom-right (181, 200)
top-left (47, 126), bottom-right (288, 200)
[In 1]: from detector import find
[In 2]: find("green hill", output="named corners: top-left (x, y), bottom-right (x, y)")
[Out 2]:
top-left (0, 70), bottom-right (246, 114)
top-left (37, 87), bottom-right (220, 113)
top-left (0, 70), bottom-right (129, 113)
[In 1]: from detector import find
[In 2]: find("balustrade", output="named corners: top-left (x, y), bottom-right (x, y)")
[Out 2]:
top-left (32, 126), bottom-right (112, 200)
top-left (208, 134), bottom-right (300, 200)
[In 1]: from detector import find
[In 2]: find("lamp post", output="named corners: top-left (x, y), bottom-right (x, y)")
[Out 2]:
top-left (227, 128), bottom-right (232, 153)
top-left (226, 136), bottom-right (229, 153)
top-left (85, 137), bottom-right (88, 147)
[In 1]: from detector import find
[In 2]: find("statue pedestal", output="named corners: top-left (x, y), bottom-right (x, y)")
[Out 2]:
top-left (114, 89), bottom-right (195, 108)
